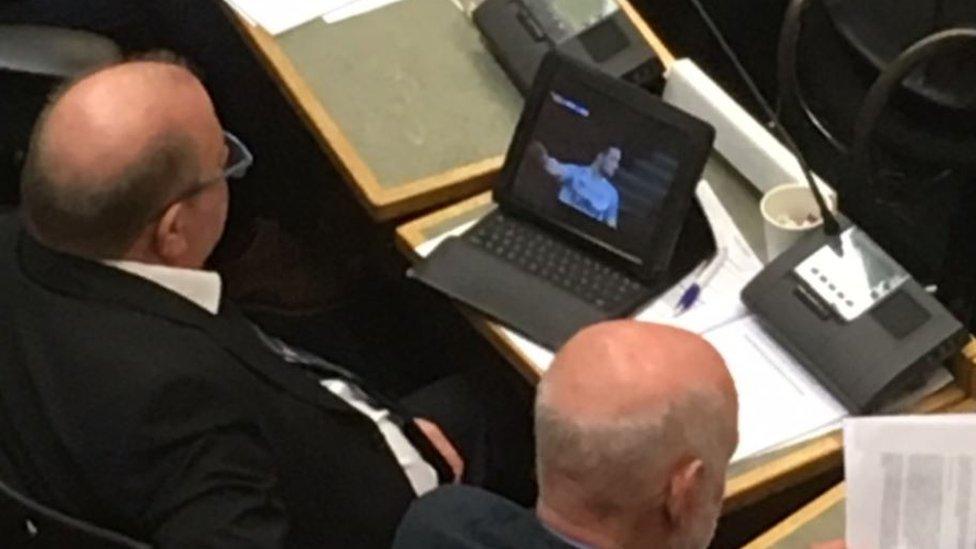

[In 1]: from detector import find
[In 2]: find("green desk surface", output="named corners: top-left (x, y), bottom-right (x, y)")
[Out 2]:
top-left (277, 0), bottom-right (521, 190)
top-left (771, 499), bottom-right (845, 549)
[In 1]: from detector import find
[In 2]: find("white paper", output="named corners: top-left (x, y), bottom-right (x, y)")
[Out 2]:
top-left (224, 0), bottom-right (354, 34)
top-left (707, 316), bottom-right (848, 461)
top-left (637, 179), bottom-right (763, 334)
top-left (844, 415), bottom-right (976, 549)
top-left (745, 364), bottom-right (953, 460)
top-left (416, 219), bottom-right (479, 258)
top-left (323, 0), bottom-right (405, 23)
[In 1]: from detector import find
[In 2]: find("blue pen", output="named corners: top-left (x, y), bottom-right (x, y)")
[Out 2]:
top-left (674, 248), bottom-right (728, 316)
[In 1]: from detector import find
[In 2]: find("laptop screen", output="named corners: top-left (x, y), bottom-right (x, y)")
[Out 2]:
top-left (508, 76), bottom-right (687, 264)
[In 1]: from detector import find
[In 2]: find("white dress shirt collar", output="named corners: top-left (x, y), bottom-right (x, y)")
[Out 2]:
top-left (102, 259), bottom-right (222, 315)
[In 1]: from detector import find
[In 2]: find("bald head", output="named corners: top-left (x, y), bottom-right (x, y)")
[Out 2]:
top-left (21, 55), bottom-right (224, 259)
top-left (542, 321), bottom-right (735, 424)
top-left (535, 321), bottom-right (738, 549)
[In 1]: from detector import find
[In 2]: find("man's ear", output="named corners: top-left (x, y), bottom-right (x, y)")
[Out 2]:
top-left (665, 458), bottom-right (705, 528)
top-left (154, 202), bottom-right (189, 263)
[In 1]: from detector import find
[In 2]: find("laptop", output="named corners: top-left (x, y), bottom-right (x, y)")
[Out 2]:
top-left (410, 52), bottom-right (716, 349)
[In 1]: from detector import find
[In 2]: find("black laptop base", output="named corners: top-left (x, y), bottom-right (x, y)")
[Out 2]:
top-left (410, 198), bottom-right (716, 350)
top-left (464, 211), bottom-right (650, 316)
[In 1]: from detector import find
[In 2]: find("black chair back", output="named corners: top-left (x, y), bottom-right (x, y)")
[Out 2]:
top-left (0, 24), bottom-right (121, 207)
top-left (0, 475), bottom-right (150, 548)
top-left (777, 0), bottom-right (976, 329)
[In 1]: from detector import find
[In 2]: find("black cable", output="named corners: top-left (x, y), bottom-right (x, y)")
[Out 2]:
top-left (852, 28), bottom-right (976, 183)
top-left (776, 0), bottom-right (850, 154)
top-left (686, 0), bottom-right (841, 235)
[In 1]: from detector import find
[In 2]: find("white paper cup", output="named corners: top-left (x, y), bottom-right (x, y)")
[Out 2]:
top-left (760, 183), bottom-right (836, 259)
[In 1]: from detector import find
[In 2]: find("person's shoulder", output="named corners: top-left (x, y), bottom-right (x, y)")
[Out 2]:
top-left (394, 486), bottom-right (573, 549)
top-left (394, 486), bottom-right (523, 548)
top-left (411, 485), bottom-right (514, 515)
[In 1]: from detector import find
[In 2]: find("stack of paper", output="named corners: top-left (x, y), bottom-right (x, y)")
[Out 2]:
top-left (845, 415), bottom-right (976, 547)
top-left (224, 0), bottom-right (405, 34)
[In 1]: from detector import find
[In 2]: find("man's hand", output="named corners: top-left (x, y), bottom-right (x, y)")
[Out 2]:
top-left (414, 418), bottom-right (464, 482)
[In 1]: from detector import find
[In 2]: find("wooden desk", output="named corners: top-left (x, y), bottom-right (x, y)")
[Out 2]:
top-left (229, 0), bottom-right (673, 221)
top-left (395, 191), bottom-right (976, 513)
top-left (746, 397), bottom-right (976, 548)
top-left (746, 484), bottom-right (847, 549)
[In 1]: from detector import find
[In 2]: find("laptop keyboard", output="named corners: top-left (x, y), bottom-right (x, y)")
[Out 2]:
top-left (464, 212), bottom-right (646, 312)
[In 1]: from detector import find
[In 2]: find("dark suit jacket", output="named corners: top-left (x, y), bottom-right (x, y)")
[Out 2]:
top-left (0, 214), bottom-right (424, 548)
top-left (393, 485), bottom-right (577, 549)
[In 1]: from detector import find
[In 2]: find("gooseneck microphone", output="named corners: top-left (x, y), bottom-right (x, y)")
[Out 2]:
top-left (685, 0), bottom-right (841, 236)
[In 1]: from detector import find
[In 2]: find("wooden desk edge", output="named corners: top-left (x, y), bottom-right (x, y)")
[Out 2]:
top-left (743, 483), bottom-right (847, 549)
top-left (954, 337), bottom-right (976, 395)
top-left (725, 432), bottom-right (843, 513)
top-left (229, 2), bottom-right (673, 220)
top-left (395, 192), bottom-right (494, 259)
top-left (619, 1), bottom-right (675, 68)
top-left (375, 157), bottom-right (503, 221)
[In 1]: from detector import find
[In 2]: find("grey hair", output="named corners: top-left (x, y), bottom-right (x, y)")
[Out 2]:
top-left (20, 51), bottom-right (201, 258)
top-left (534, 381), bottom-right (731, 519)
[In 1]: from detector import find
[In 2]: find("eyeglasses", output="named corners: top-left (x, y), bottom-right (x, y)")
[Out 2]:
top-left (178, 131), bottom-right (253, 194)
top-left (205, 131), bottom-right (253, 185)
top-left (148, 131), bottom-right (253, 221)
